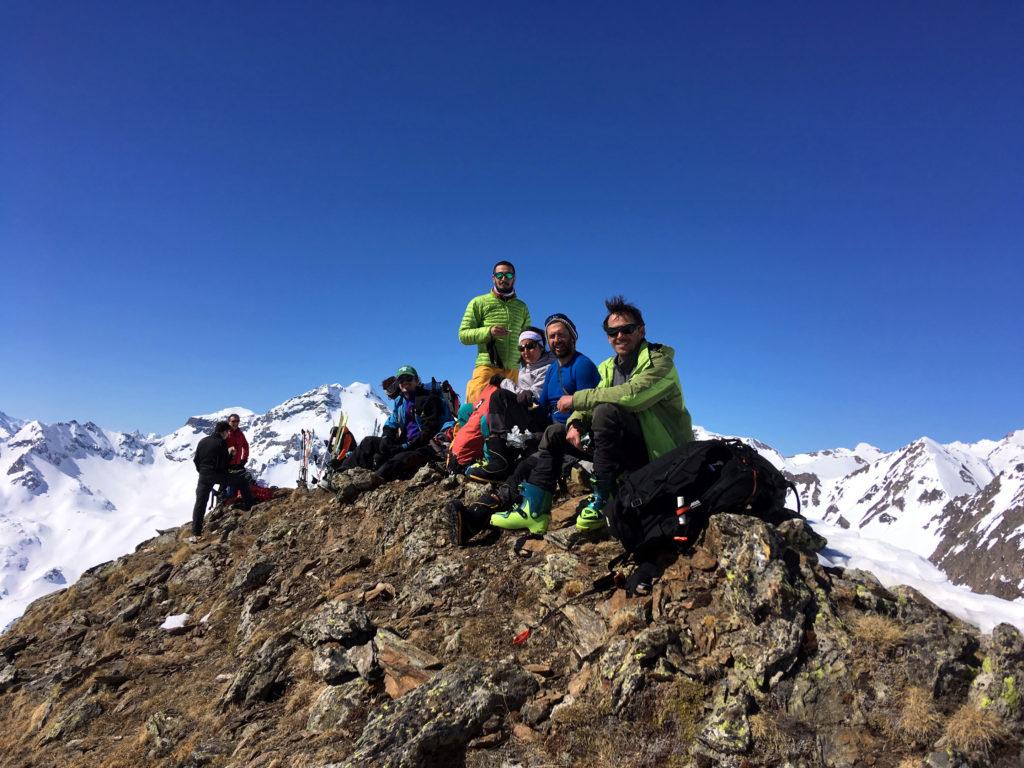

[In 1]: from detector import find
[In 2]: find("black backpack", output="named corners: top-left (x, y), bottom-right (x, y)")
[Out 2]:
top-left (606, 439), bottom-right (800, 558)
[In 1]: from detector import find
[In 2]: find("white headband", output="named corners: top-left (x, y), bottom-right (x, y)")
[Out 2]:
top-left (519, 330), bottom-right (543, 345)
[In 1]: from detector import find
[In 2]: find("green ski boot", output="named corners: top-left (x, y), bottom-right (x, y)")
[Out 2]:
top-left (490, 482), bottom-right (552, 534)
top-left (576, 487), bottom-right (609, 531)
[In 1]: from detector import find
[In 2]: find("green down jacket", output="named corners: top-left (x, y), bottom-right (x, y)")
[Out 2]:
top-left (569, 341), bottom-right (694, 460)
top-left (458, 292), bottom-right (531, 370)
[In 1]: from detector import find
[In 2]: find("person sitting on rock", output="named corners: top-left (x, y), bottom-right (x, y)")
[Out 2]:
top-left (489, 297), bottom-right (692, 534)
top-left (343, 365), bottom-right (450, 481)
top-left (459, 315), bottom-right (598, 484)
top-left (192, 420), bottom-right (252, 539)
top-left (462, 326), bottom-right (555, 482)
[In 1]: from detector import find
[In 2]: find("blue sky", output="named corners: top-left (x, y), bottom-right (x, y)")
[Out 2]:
top-left (1, 2), bottom-right (1021, 455)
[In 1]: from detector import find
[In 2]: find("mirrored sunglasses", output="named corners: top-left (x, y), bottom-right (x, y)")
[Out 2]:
top-left (493, 271), bottom-right (515, 280)
top-left (518, 342), bottom-right (540, 352)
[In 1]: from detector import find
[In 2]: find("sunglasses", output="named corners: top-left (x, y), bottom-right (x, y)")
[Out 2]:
top-left (493, 271), bottom-right (515, 280)
top-left (518, 342), bottom-right (540, 352)
top-left (397, 375), bottom-right (415, 383)
top-left (605, 323), bottom-right (641, 338)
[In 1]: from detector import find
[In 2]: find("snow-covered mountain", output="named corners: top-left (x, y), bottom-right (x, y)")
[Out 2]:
top-left (1, 386), bottom-right (1021, 632)
top-left (777, 430), bottom-right (1024, 601)
top-left (0, 384), bottom-right (389, 629)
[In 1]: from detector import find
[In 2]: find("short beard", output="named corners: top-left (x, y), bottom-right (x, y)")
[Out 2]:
top-left (492, 281), bottom-right (516, 297)
top-left (552, 342), bottom-right (574, 363)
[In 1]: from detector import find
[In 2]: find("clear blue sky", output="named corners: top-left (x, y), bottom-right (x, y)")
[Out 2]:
top-left (2, 2), bottom-right (1021, 455)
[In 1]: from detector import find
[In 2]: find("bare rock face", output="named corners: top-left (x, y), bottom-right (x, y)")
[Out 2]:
top-left (0, 477), bottom-right (1021, 767)
top-left (346, 658), bottom-right (537, 767)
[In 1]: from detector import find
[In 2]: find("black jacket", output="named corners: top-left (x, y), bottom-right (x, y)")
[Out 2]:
top-left (194, 434), bottom-right (230, 477)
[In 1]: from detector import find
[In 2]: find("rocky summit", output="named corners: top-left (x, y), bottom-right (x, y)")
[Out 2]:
top-left (0, 468), bottom-right (1022, 768)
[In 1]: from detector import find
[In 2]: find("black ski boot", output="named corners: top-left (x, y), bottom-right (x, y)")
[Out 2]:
top-left (465, 435), bottom-right (516, 483)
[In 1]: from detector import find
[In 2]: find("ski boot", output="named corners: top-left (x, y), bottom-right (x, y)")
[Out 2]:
top-left (490, 481), bottom-right (552, 534)
top-left (576, 481), bottom-right (611, 531)
top-left (465, 435), bottom-right (515, 483)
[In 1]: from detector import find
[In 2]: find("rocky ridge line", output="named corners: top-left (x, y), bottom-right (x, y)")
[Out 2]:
top-left (0, 467), bottom-right (1020, 767)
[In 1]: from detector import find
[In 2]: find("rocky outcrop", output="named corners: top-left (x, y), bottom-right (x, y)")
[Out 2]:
top-left (931, 464), bottom-right (1024, 600)
top-left (0, 472), bottom-right (1021, 767)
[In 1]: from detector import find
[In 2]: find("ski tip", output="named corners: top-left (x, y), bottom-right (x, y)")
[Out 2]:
top-left (513, 629), bottom-right (531, 646)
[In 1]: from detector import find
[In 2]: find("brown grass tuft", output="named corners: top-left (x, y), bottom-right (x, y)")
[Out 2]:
top-left (750, 712), bottom-right (790, 757)
top-left (562, 579), bottom-right (585, 598)
top-left (168, 545), bottom-right (193, 566)
top-left (851, 613), bottom-right (906, 654)
top-left (890, 686), bottom-right (942, 745)
top-left (941, 703), bottom-right (1005, 755)
top-left (896, 759), bottom-right (925, 768)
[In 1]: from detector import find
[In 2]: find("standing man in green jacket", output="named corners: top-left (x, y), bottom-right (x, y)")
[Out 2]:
top-left (558, 295), bottom-right (694, 531)
top-left (458, 261), bottom-right (531, 404)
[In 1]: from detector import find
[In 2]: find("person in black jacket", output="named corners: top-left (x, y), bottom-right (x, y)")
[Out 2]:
top-left (192, 420), bottom-right (253, 537)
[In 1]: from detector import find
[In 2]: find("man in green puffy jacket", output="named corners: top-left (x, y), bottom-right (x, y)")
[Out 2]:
top-left (458, 261), bottom-right (531, 404)
top-left (557, 295), bottom-right (694, 530)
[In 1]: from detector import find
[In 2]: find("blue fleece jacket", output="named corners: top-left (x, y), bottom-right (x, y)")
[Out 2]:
top-left (536, 352), bottom-right (601, 424)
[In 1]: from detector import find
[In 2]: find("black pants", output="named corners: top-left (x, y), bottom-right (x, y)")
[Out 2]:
top-left (376, 447), bottom-right (434, 481)
top-left (223, 466), bottom-right (255, 506)
top-left (342, 436), bottom-right (432, 481)
top-left (527, 404), bottom-right (646, 492)
top-left (525, 422), bottom-right (588, 492)
top-left (192, 471), bottom-right (254, 535)
top-left (487, 388), bottom-right (550, 436)
top-left (591, 403), bottom-right (647, 487)
top-left (343, 436), bottom-right (388, 471)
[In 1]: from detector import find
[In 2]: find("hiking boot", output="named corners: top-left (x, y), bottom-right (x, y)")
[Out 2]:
top-left (447, 500), bottom-right (491, 546)
top-left (490, 481), bottom-right (552, 534)
top-left (465, 436), bottom-right (515, 483)
top-left (576, 494), bottom-right (608, 531)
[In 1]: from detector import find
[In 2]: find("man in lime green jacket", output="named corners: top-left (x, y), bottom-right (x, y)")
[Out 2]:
top-left (556, 295), bottom-right (694, 530)
top-left (490, 295), bottom-right (693, 536)
top-left (458, 261), bottom-right (531, 403)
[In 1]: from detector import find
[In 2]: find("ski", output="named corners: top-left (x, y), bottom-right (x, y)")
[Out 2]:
top-left (298, 429), bottom-right (313, 488)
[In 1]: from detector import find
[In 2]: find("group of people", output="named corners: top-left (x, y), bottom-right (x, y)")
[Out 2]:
top-left (190, 260), bottom-right (695, 546)
top-left (191, 413), bottom-right (252, 539)
top-left (342, 261), bottom-right (695, 538)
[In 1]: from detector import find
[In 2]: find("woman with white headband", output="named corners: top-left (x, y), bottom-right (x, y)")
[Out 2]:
top-left (464, 326), bottom-right (554, 483)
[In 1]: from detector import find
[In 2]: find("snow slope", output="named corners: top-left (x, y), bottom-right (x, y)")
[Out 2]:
top-left (0, 384), bottom-right (388, 629)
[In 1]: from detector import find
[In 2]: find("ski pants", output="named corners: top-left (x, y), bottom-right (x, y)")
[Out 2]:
top-left (487, 388), bottom-right (549, 437)
top-left (527, 404), bottom-right (646, 493)
top-left (376, 447), bottom-right (435, 482)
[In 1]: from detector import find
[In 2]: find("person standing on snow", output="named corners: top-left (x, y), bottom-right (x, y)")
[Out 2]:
top-left (458, 261), bottom-right (531, 404)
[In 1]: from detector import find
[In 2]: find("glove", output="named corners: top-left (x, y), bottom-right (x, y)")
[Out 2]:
top-left (516, 390), bottom-right (533, 405)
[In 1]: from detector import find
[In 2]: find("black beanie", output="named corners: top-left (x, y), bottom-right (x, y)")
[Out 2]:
top-left (544, 313), bottom-right (578, 341)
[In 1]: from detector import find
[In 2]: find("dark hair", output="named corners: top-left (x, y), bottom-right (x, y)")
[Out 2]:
top-left (228, 413), bottom-right (240, 420)
top-left (604, 295), bottom-right (645, 327)
top-left (492, 260), bottom-right (516, 274)
top-left (214, 420), bottom-right (231, 435)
